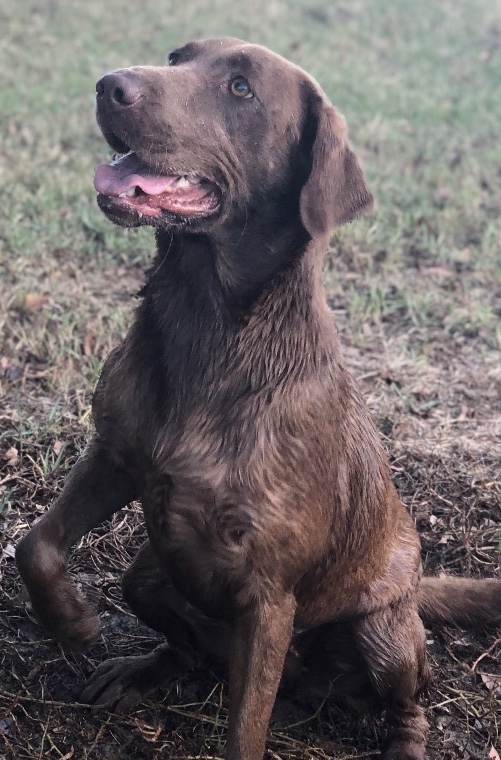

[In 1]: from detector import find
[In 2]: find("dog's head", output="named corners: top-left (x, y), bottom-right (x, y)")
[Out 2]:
top-left (94, 38), bottom-right (373, 238)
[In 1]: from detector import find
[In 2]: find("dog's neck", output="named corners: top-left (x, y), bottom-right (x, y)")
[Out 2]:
top-left (211, 206), bottom-right (312, 308)
top-left (132, 224), bottom-right (334, 399)
top-left (147, 222), bottom-right (324, 320)
top-left (150, 197), bottom-right (319, 301)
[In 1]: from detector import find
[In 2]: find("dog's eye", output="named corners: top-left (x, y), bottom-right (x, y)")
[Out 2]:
top-left (229, 76), bottom-right (253, 98)
top-left (168, 52), bottom-right (180, 66)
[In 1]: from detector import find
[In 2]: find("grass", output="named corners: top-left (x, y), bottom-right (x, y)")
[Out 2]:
top-left (1, 0), bottom-right (500, 758)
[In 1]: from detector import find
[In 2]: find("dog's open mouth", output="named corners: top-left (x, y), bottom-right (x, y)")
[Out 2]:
top-left (94, 152), bottom-right (220, 219)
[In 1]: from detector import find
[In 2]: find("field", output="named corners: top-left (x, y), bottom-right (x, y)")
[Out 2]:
top-left (0, 0), bottom-right (500, 758)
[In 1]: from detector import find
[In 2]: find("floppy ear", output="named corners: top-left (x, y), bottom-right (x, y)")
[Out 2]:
top-left (299, 89), bottom-right (374, 238)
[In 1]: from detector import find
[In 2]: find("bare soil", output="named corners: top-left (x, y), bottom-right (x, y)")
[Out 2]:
top-left (1, 243), bottom-right (500, 760)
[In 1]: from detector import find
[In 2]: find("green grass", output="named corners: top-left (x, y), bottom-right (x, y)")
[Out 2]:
top-left (1, 0), bottom-right (500, 401)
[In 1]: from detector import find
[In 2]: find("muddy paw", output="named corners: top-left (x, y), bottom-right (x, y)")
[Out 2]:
top-left (81, 657), bottom-right (152, 712)
top-left (17, 531), bottom-right (100, 650)
top-left (382, 740), bottom-right (426, 760)
top-left (31, 578), bottom-right (100, 650)
top-left (81, 645), bottom-right (194, 713)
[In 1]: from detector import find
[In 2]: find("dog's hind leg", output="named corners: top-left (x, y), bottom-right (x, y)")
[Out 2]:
top-left (353, 599), bottom-right (429, 760)
top-left (81, 540), bottom-right (231, 711)
top-left (16, 437), bottom-right (137, 649)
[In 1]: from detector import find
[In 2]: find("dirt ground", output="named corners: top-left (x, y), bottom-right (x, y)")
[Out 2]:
top-left (1, 239), bottom-right (500, 760)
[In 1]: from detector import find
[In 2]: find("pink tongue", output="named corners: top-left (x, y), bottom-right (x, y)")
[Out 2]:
top-left (94, 153), bottom-right (178, 196)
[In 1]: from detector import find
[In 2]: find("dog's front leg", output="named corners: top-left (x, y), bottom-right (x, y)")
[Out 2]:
top-left (16, 437), bottom-right (138, 649)
top-left (226, 593), bottom-right (296, 760)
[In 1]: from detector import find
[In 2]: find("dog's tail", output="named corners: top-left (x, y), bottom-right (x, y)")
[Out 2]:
top-left (418, 576), bottom-right (501, 628)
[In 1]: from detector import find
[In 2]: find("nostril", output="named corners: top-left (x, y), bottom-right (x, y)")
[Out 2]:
top-left (96, 80), bottom-right (105, 97)
top-left (112, 86), bottom-right (127, 105)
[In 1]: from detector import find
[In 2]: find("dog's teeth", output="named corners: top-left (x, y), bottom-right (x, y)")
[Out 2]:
top-left (186, 173), bottom-right (200, 184)
top-left (119, 187), bottom-right (138, 198)
top-left (176, 176), bottom-right (190, 188)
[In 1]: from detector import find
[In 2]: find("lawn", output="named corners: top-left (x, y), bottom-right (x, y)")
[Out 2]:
top-left (0, 1), bottom-right (500, 758)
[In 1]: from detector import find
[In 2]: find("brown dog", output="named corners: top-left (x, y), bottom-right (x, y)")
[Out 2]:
top-left (16, 38), bottom-right (501, 760)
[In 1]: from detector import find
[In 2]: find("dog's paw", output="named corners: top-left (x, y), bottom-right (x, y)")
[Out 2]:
top-left (30, 578), bottom-right (100, 650)
top-left (81, 656), bottom-right (152, 713)
top-left (81, 645), bottom-right (194, 713)
top-left (382, 739), bottom-right (426, 760)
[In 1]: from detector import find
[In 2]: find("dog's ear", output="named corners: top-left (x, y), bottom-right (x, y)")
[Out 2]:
top-left (299, 87), bottom-right (373, 238)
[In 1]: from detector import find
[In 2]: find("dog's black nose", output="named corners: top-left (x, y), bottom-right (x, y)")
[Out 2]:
top-left (96, 71), bottom-right (142, 106)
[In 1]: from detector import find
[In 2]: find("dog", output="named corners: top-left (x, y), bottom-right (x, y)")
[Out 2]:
top-left (16, 38), bottom-right (501, 760)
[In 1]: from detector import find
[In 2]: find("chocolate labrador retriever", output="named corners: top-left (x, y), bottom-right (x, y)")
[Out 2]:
top-left (16, 38), bottom-right (501, 760)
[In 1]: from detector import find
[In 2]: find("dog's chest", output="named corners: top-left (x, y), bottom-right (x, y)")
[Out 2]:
top-left (139, 414), bottom-right (284, 618)
top-left (94, 337), bottom-right (275, 489)
top-left (94, 346), bottom-right (264, 511)
top-left (144, 407), bottom-right (260, 529)
top-left (92, 333), bottom-right (343, 616)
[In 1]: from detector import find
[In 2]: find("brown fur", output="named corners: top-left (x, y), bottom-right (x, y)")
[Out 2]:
top-left (16, 39), bottom-right (501, 760)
